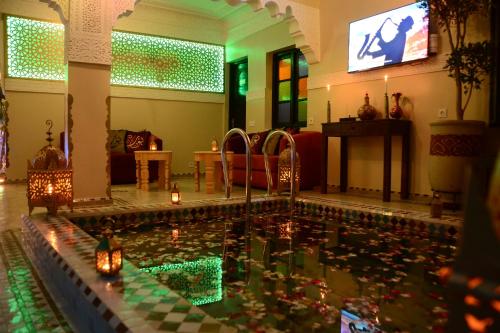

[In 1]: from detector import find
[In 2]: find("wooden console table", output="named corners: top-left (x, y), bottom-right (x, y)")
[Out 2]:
top-left (194, 151), bottom-right (233, 194)
top-left (321, 119), bottom-right (411, 202)
top-left (134, 150), bottom-right (172, 191)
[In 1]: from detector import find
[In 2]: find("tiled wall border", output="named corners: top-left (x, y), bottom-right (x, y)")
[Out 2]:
top-left (63, 196), bottom-right (461, 239)
top-left (21, 215), bottom-right (235, 333)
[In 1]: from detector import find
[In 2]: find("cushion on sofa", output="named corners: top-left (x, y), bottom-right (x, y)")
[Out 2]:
top-left (126, 130), bottom-right (150, 152)
top-left (249, 130), bottom-right (270, 155)
top-left (109, 129), bottom-right (127, 153)
top-left (226, 135), bottom-right (246, 154)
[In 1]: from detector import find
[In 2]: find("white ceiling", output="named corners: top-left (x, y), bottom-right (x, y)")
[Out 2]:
top-left (142, 0), bottom-right (242, 20)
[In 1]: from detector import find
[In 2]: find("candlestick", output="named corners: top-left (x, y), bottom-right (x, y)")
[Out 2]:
top-left (384, 93), bottom-right (389, 119)
top-left (384, 75), bottom-right (388, 95)
top-left (327, 100), bottom-right (331, 123)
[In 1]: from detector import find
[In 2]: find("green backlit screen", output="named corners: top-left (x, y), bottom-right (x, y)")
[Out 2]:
top-left (5, 16), bottom-right (225, 93)
top-left (6, 16), bottom-right (65, 81)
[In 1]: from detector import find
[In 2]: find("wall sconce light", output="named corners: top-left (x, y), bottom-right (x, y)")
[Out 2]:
top-left (211, 137), bottom-right (219, 152)
top-left (95, 228), bottom-right (123, 277)
top-left (27, 120), bottom-right (73, 215)
top-left (171, 183), bottom-right (181, 204)
top-left (277, 147), bottom-right (301, 195)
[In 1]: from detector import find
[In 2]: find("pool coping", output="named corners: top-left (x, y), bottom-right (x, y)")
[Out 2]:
top-left (21, 195), bottom-right (462, 333)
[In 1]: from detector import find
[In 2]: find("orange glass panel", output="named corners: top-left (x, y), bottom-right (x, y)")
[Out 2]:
top-left (298, 78), bottom-right (307, 99)
top-left (278, 58), bottom-right (291, 81)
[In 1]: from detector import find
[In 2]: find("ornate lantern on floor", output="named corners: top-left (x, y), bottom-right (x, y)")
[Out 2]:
top-left (277, 147), bottom-right (300, 195)
top-left (171, 183), bottom-right (181, 204)
top-left (27, 120), bottom-right (73, 215)
top-left (95, 228), bottom-right (123, 276)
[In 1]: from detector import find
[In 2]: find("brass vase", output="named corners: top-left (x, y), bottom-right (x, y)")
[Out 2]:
top-left (390, 92), bottom-right (403, 119)
top-left (357, 93), bottom-right (377, 120)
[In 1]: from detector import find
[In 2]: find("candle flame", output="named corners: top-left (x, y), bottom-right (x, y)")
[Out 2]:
top-left (326, 84), bottom-right (330, 92)
top-left (384, 75), bottom-right (388, 82)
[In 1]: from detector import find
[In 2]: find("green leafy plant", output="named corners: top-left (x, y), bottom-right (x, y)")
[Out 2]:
top-left (419, 0), bottom-right (493, 120)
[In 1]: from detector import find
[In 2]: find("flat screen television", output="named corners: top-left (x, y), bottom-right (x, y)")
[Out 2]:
top-left (348, 2), bottom-right (429, 73)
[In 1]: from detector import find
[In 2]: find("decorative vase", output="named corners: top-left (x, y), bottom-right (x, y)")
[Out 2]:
top-left (390, 92), bottom-right (403, 119)
top-left (357, 93), bottom-right (377, 120)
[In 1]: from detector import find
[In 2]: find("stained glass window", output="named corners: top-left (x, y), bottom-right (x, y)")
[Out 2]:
top-left (5, 16), bottom-right (225, 93)
top-left (111, 31), bottom-right (225, 93)
top-left (273, 48), bottom-right (308, 128)
top-left (6, 16), bottom-right (65, 81)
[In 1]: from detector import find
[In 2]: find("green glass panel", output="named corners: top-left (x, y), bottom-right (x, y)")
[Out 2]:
top-left (111, 31), bottom-right (225, 93)
top-left (298, 100), bottom-right (307, 122)
top-left (237, 63), bottom-right (248, 96)
top-left (278, 81), bottom-right (291, 101)
top-left (6, 16), bottom-right (64, 81)
top-left (278, 57), bottom-right (291, 80)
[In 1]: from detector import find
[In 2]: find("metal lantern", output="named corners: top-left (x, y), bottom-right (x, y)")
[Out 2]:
top-left (27, 120), bottom-right (73, 215)
top-left (95, 228), bottom-right (123, 276)
top-left (149, 141), bottom-right (157, 151)
top-left (277, 147), bottom-right (300, 195)
top-left (171, 183), bottom-right (181, 204)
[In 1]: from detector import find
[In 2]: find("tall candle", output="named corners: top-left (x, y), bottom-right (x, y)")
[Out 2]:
top-left (384, 75), bottom-right (388, 94)
top-left (326, 84), bottom-right (331, 123)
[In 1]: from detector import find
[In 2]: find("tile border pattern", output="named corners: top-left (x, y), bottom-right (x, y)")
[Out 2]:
top-left (21, 196), bottom-right (462, 333)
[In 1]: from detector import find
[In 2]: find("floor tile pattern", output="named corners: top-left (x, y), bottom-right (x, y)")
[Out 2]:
top-left (22, 214), bottom-right (236, 333)
top-left (0, 229), bottom-right (71, 333)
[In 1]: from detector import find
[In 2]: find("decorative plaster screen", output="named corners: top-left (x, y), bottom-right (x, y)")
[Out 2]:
top-left (111, 31), bottom-right (224, 93)
top-left (6, 16), bottom-right (65, 81)
top-left (5, 16), bottom-right (225, 93)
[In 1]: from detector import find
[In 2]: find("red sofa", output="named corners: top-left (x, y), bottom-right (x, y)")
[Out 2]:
top-left (229, 131), bottom-right (321, 190)
top-left (60, 130), bottom-right (163, 185)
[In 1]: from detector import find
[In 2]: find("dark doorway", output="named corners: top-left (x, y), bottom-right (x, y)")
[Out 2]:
top-left (228, 58), bottom-right (248, 130)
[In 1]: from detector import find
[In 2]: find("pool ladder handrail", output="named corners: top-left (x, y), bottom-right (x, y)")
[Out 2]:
top-left (262, 129), bottom-right (297, 215)
top-left (221, 128), bottom-right (252, 212)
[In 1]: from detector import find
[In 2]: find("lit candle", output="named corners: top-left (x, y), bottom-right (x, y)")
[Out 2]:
top-left (384, 75), bottom-right (388, 94)
top-left (149, 142), bottom-right (157, 151)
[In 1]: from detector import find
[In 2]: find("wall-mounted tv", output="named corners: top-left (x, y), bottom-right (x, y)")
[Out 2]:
top-left (348, 2), bottom-right (429, 73)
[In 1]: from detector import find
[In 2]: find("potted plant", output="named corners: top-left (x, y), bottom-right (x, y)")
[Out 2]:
top-left (420, 0), bottom-right (493, 203)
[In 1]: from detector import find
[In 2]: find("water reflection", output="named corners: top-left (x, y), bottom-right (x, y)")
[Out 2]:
top-left (112, 213), bottom-right (456, 332)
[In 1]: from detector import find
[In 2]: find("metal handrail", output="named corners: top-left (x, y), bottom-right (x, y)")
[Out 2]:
top-left (262, 129), bottom-right (297, 215)
top-left (221, 128), bottom-right (252, 213)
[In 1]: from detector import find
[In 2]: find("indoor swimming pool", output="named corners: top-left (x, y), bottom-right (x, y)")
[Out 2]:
top-left (83, 211), bottom-right (457, 333)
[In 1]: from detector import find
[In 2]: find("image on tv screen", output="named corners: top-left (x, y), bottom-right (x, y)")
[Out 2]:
top-left (348, 2), bottom-right (429, 72)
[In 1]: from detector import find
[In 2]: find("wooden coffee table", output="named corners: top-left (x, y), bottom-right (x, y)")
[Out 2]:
top-left (194, 151), bottom-right (233, 194)
top-left (134, 150), bottom-right (172, 191)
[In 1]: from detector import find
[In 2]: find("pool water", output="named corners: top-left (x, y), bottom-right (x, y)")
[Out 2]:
top-left (108, 214), bottom-right (457, 332)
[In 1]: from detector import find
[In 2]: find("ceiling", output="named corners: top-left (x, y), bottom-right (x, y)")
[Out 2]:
top-left (142, 0), bottom-right (243, 20)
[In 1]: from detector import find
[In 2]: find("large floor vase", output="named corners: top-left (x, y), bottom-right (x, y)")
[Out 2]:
top-left (429, 120), bottom-right (485, 195)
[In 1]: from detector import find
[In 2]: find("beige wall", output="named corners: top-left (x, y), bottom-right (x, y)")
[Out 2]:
top-left (226, 21), bottom-right (294, 131)
top-left (110, 97), bottom-right (224, 174)
top-left (1, 1), bottom-right (65, 181)
top-left (5, 91), bottom-right (64, 181)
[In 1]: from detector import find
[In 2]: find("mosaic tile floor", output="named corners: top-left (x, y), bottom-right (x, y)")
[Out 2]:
top-left (0, 176), bottom-right (463, 332)
top-left (0, 229), bottom-right (72, 333)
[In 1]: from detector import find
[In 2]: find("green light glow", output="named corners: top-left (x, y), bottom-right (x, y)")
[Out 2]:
top-left (140, 257), bottom-right (222, 306)
top-left (111, 31), bottom-right (225, 93)
top-left (5, 16), bottom-right (225, 93)
top-left (6, 16), bottom-right (65, 81)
